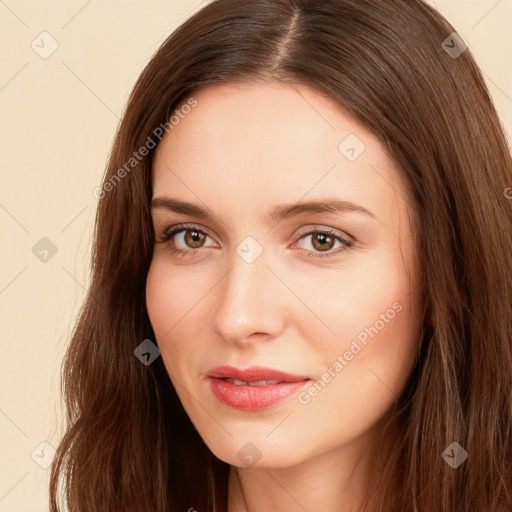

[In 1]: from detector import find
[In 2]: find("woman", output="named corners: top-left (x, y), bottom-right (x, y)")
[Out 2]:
top-left (49, 0), bottom-right (512, 510)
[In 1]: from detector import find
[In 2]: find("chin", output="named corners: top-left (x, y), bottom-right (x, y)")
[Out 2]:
top-left (202, 434), bottom-right (307, 470)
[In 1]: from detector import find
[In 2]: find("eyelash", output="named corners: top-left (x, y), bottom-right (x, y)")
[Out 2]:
top-left (157, 223), bottom-right (354, 259)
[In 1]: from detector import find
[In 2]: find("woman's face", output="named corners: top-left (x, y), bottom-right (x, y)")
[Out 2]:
top-left (146, 82), bottom-right (423, 469)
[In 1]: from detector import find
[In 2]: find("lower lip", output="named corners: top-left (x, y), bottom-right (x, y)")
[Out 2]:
top-left (209, 378), bottom-right (309, 411)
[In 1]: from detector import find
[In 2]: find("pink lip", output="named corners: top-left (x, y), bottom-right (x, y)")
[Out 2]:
top-left (207, 365), bottom-right (311, 411)
top-left (207, 365), bottom-right (310, 383)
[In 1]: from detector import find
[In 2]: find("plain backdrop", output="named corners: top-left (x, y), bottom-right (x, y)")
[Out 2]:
top-left (0, 0), bottom-right (511, 510)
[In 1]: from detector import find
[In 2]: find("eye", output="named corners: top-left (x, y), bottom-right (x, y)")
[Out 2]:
top-left (157, 223), bottom-right (216, 257)
top-left (292, 227), bottom-right (354, 258)
top-left (156, 223), bottom-right (354, 259)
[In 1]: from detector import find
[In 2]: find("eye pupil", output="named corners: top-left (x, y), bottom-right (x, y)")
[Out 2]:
top-left (185, 230), bottom-right (205, 248)
top-left (312, 233), bottom-right (334, 252)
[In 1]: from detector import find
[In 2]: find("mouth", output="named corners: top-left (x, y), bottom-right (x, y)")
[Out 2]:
top-left (207, 365), bottom-right (310, 383)
top-left (206, 365), bottom-right (311, 410)
top-left (220, 378), bottom-right (283, 386)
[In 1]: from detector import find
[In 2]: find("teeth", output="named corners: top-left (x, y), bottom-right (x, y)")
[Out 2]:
top-left (224, 378), bottom-right (281, 386)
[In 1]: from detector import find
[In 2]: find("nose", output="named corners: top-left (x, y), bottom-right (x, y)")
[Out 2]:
top-left (210, 244), bottom-right (285, 345)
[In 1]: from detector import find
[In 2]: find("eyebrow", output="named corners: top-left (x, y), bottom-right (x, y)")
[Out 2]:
top-left (151, 196), bottom-right (376, 224)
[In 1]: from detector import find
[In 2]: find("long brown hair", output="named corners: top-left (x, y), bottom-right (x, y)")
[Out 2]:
top-left (49, 0), bottom-right (512, 510)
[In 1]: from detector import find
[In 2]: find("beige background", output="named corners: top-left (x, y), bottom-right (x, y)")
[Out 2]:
top-left (0, 0), bottom-right (511, 510)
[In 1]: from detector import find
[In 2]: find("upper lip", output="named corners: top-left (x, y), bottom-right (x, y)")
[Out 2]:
top-left (207, 365), bottom-right (310, 383)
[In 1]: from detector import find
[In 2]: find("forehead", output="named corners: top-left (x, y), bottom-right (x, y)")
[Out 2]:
top-left (155, 80), bottom-right (386, 166)
top-left (151, 81), bottom-right (405, 226)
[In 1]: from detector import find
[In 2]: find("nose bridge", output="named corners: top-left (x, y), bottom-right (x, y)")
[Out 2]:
top-left (211, 245), bottom-right (281, 342)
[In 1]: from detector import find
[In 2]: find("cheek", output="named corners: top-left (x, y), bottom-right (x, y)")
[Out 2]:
top-left (146, 256), bottom-right (204, 333)
top-left (295, 248), bottom-right (421, 408)
top-left (146, 261), bottom-right (175, 337)
top-left (145, 258), bottom-right (213, 373)
top-left (289, 248), bottom-right (413, 352)
top-left (145, 260), bottom-right (187, 363)
top-left (330, 279), bottom-right (420, 403)
top-left (298, 296), bottom-right (420, 438)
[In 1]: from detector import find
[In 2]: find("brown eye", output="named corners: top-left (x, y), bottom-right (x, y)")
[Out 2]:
top-left (294, 228), bottom-right (354, 259)
top-left (159, 224), bottom-right (216, 257)
top-left (184, 229), bottom-right (206, 248)
top-left (311, 232), bottom-right (335, 252)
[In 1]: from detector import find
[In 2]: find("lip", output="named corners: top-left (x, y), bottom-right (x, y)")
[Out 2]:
top-left (207, 365), bottom-right (311, 411)
top-left (207, 365), bottom-right (310, 383)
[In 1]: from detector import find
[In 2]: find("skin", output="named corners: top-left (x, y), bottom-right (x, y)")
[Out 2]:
top-left (146, 81), bottom-right (424, 511)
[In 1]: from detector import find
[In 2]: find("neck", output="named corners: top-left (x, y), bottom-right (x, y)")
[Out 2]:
top-left (226, 417), bottom-right (399, 512)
